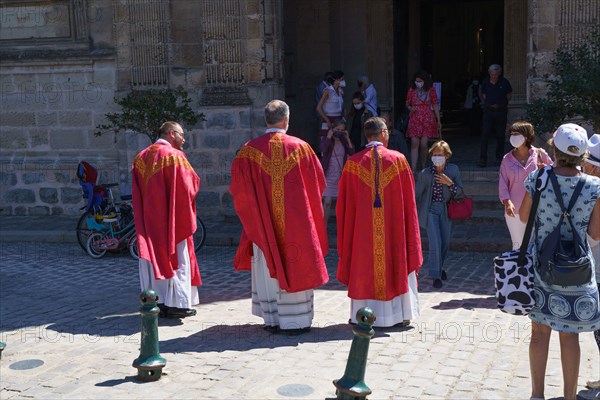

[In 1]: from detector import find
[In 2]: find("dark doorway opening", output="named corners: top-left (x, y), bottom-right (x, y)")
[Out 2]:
top-left (395, 0), bottom-right (504, 125)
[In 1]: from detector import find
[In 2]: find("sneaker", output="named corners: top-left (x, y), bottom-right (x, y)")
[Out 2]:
top-left (579, 388), bottom-right (600, 399)
top-left (433, 278), bottom-right (443, 289)
top-left (441, 270), bottom-right (448, 281)
top-left (587, 380), bottom-right (600, 389)
top-left (166, 307), bottom-right (197, 319)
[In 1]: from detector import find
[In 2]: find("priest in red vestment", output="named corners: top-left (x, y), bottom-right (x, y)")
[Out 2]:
top-left (230, 99), bottom-right (329, 334)
top-left (336, 116), bottom-right (423, 327)
top-left (132, 121), bottom-right (201, 319)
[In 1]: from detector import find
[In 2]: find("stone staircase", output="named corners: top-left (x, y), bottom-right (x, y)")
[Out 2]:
top-left (438, 122), bottom-right (512, 252)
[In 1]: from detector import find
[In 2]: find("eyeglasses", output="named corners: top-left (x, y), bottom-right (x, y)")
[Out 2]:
top-left (172, 129), bottom-right (185, 138)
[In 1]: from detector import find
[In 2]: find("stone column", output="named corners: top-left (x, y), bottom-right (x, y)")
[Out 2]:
top-left (503, 0), bottom-right (528, 104)
top-left (527, 0), bottom-right (559, 103)
top-left (366, 0), bottom-right (394, 112)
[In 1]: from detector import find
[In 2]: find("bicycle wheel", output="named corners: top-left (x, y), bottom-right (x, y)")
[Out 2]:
top-left (194, 217), bottom-right (206, 252)
top-left (128, 235), bottom-right (139, 260)
top-left (86, 232), bottom-right (108, 259)
top-left (76, 212), bottom-right (94, 251)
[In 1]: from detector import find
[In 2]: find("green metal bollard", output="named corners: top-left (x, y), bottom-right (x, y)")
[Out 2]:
top-left (0, 341), bottom-right (5, 359)
top-left (333, 307), bottom-right (376, 400)
top-left (132, 289), bottom-right (166, 381)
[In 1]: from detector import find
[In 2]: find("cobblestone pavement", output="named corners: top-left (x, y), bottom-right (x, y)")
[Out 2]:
top-left (0, 243), bottom-right (598, 400)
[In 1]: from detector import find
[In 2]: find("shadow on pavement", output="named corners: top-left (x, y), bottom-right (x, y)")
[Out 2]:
top-left (431, 296), bottom-right (497, 311)
top-left (46, 313), bottom-right (140, 337)
top-left (159, 323), bottom-right (391, 353)
top-left (95, 376), bottom-right (140, 387)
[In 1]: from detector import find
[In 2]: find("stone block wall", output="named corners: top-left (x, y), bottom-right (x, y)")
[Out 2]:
top-left (186, 104), bottom-right (269, 216)
top-left (116, 103), bottom-right (268, 218)
top-left (0, 0), bottom-right (284, 217)
top-left (527, 0), bottom-right (600, 104)
top-left (0, 58), bottom-right (121, 216)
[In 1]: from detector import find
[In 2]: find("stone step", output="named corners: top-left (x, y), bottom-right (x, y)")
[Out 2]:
top-left (470, 195), bottom-right (501, 210)
top-left (460, 168), bottom-right (501, 182)
top-left (462, 180), bottom-right (498, 196)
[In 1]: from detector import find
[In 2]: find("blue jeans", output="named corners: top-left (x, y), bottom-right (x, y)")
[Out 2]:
top-left (427, 202), bottom-right (452, 279)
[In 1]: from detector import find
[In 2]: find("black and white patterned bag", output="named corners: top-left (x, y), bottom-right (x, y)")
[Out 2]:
top-left (494, 168), bottom-right (548, 316)
top-left (494, 250), bottom-right (535, 315)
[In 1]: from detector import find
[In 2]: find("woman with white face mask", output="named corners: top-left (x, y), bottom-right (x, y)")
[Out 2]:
top-left (346, 91), bottom-right (373, 150)
top-left (405, 69), bottom-right (442, 172)
top-left (498, 121), bottom-right (552, 250)
top-left (414, 140), bottom-right (464, 289)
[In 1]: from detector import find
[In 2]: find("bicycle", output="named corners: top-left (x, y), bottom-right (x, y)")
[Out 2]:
top-left (75, 161), bottom-right (206, 254)
top-left (75, 184), bottom-right (133, 251)
top-left (85, 213), bottom-right (138, 259)
top-left (86, 215), bottom-right (205, 258)
top-left (78, 204), bottom-right (206, 255)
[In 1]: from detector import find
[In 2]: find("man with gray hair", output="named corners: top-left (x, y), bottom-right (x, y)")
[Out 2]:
top-left (230, 99), bottom-right (329, 335)
top-left (336, 116), bottom-right (422, 328)
top-left (358, 75), bottom-right (379, 116)
top-left (477, 64), bottom-right (512, 167)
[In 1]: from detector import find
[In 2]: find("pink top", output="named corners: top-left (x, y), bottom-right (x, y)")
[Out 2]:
top-left (498, 146), bottom-right (553, 213)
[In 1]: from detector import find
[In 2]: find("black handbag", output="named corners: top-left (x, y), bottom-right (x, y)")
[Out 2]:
top-left (536, 170), bottom-right (592, 286)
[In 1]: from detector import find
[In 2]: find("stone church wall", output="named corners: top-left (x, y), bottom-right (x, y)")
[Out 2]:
top-left (2, 0), bottom-right (596, 217)
top-left (0, 0), bottom-right (283, 216)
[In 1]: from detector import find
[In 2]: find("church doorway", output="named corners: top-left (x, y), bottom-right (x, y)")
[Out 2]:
top-left (395, 0), bottom-right (505, 125)
top-left (281, 0), bottom-right (506, 152)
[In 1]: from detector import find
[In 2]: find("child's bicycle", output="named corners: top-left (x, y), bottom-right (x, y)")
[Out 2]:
top-left (86, 215), bottom-right (206, 259)
top-left (75, 161), bottom-right (134, 251)
top-left (75, 161), bottom-right (207, 256)
top-left (85, 213), bottom-right (139, 259)
top-left (75, 185), bottom-right (134, 252)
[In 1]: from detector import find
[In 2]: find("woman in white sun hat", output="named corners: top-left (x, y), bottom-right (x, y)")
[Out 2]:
top-left (519, 123), bottom-right (600, 400)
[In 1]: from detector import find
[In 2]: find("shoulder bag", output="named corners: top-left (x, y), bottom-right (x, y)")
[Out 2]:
top-left (493, 168), bottom-right (547, 315)
top-left (447, 191), bottom-right (473, 220)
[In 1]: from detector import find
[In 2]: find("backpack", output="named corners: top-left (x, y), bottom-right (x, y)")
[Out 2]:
top-left (536, 169), bottom-right (592, 286)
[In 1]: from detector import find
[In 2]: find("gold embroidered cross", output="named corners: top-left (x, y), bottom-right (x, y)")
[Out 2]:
top-left (343, 149), bottom-right (410, 300)
top-left (236, 133), bottom-right (314, 247)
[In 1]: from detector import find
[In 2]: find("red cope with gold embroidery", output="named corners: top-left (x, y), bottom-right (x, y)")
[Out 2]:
top-left (230, 131), bottom-right (329, 293)
top-left (132, 142), bottom-right (201, 285)
top-left (336, 146), bottom-right (423, 301)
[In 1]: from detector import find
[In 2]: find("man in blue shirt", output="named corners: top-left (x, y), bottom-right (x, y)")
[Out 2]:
top-left (477, 64), bottom-right (512, 167)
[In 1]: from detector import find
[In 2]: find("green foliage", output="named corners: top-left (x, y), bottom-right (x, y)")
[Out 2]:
top-left (527, 29), bottom-right (600, 133)
top-left (95, 88), bottom-right (205, 142)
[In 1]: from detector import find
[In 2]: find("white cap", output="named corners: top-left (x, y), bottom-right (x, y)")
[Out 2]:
top-left (552, 123), bottom-right (588, 156)
top-left (585, 134), bottom-right (600, 167)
